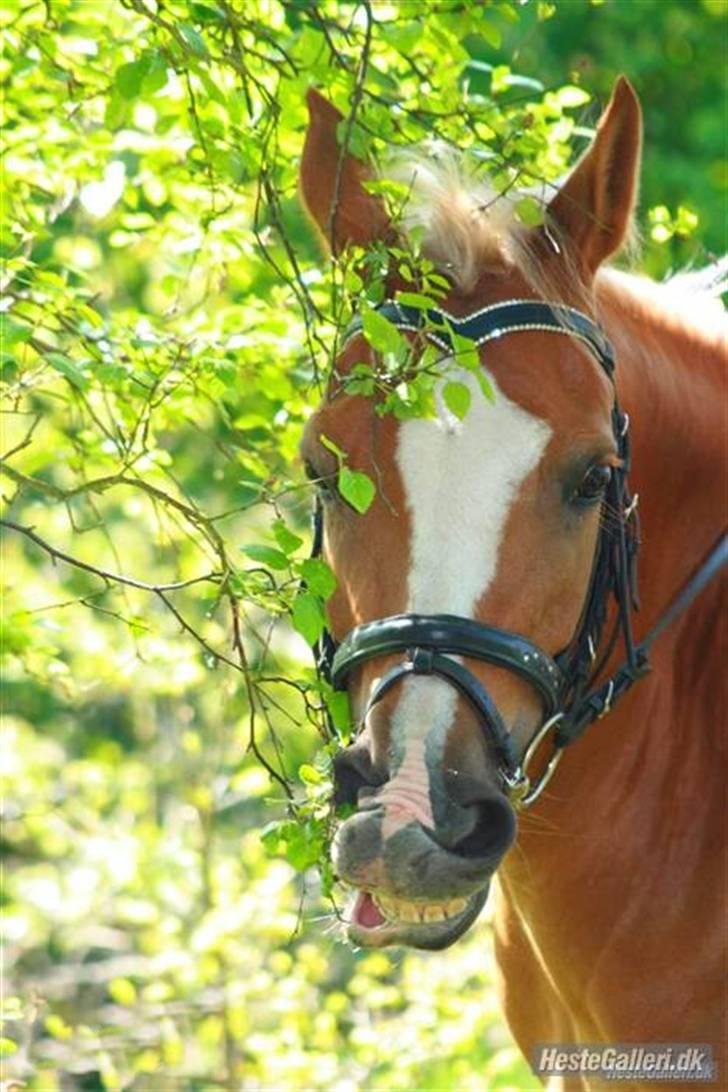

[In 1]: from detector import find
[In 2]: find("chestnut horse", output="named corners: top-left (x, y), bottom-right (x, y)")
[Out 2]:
top-left (298, 78), bottom-right (726, 1089)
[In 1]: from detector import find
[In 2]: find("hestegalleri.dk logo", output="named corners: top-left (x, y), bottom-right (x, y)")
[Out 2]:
top-left (532, 1043), bottom-right (716, 1082)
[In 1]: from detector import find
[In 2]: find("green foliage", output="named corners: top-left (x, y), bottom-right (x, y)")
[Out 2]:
top-left (2, 0), bottom-right (723, 1085)
top-left (498, 0), bottom-right (727, 273)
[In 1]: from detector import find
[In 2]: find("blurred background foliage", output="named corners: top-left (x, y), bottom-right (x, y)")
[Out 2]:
top-left (1, 0), bottom-right (725, 1087)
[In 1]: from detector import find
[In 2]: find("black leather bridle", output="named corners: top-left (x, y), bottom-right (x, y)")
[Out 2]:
top-left (310, 299), bottom-right (727, 807)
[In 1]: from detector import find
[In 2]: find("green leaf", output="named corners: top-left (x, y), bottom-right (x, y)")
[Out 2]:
top-left (338, 467), bottom-right (375, 514)
top-left (478, 18), bottom-right (502, 49)
top-left (283, 822), bottom-right (324, 871)
top-left (514, 196), bottom-right (544, 226)
top-left (450, 330), bottom-right (480, 371)
top-left (241, 544), bottom-right (289, 570)
top-left (327, 689), bottom-right (352, 740)
top-left (475, 369), bottom-right (496, 404)
top-left (299, 558), bottom-right (337, 600)
top-left (1, 318), bottom-right (32, 348)
top-left (76, 303), bottom-right (104, 328)
top-left (319, 433), bottom-right (345, 462)
top-left (650, 223), bottom-right (672, 244)
top-left (178, 23), bottom-right (209, 57)
top-left (190, 1), bottom-right (226, 23)
top-left (260, 819), bottom-right (284, 851)
top-left (299, 763), bottom-right (323, 784)
top-left (141, 51), bottom-right (167, 94)
top-left (491, 64), bottom-right (511, 95)
top-left (675, 205), bottom-right (699, 236)
top-left (104, 89), bottom-right (128, 128)
top-left (396, 291), bottom-right (436, 310)
top-left (45, 1014), bottom-right (72, 1040)
top-left (442, 380), bottom-right (471, 420)
top-left (361, 304), bottom-right (402, 354)
top-left (537, 1), bottom-right (557, 19)
top-left (46, 352), bottom-right (88, 390)
top-left (292, 593), bottom-right (326, 646)
top-left (109, 977), bottom-right (137, 1005)
top-left (115, 59), bottom-right (148, 100)
top-left (554, 84), bottom-right (591, 108)
top-left (272, 519), bottom-right (303, 556)
top-left (649, 205), bottom-right (671, 224)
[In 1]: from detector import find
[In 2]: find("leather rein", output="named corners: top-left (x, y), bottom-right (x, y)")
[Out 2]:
top-left (310, 299), bottom-right (728, 808)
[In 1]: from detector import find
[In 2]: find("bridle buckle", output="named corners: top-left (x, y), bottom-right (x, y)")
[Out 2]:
top-left (598, 679), bottom-right (615, 719)
top-left (506, 713), bottom-right (565, 809)
top-left (410, 647), bottom-right (435, 674)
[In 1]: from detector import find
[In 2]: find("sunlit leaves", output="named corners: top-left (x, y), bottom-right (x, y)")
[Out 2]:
top-left (395, 290), bottom-right (438, 310)
top-left (298, 762), bottom-right (323, 784)
top-left (273, 519), bottom-right (304, 556)
top-left (242, 544), bottom-right (290, 570)
top-left (108, 977), bottom-right (138, 1006)
top-left (443, 380), bottom-right (472, 421)
top-left (551, 84), bottom-right (591, 108)
top-left (337, 467), bottom-right (376, 514)
top-left (648, 203), bottom-right (700, 243)
top-left (514, 195), bottom-right (545, 226)
top-left (360, 303), bottom-right (403, 355)
top-left (291, 592), bottom-right (326, 646)
top-left (298, 558), bottom-right (337, 600)
top-left (178, 22), bottom-right (209, 58)
top-left (115, 52), bottom-right (168, 100)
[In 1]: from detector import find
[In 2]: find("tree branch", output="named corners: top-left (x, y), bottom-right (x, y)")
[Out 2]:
top-left (0, 518), bottom-right (220, 593)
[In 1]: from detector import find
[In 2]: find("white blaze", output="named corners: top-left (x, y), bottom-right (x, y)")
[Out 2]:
top-left (385, 367), bottom-right (551, 778)
top-left (399, 368), bottom-right (551, 617)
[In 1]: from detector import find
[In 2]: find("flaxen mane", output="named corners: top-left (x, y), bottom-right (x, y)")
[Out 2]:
top-left (386, 156), bottom-right (727, 336)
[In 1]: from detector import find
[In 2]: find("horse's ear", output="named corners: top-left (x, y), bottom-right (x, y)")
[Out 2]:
top-left (300, 88), bottom-right (391, 255)
top-left (547, 76), bottom-right (642, 280)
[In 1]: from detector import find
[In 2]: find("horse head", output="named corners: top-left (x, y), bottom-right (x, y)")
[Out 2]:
top-left (299, 78), bottom-right (642, 949)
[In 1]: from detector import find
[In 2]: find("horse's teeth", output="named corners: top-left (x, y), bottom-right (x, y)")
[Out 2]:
top-left (423, 905), bottom-right (446, 923)
top-left (376, 896), bottom-right (395, 919)
top-left (370, 893), bottom-right (469, 925)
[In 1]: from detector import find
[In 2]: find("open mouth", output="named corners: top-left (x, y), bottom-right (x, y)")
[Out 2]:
top-left (346, 886), bottom-right (489, 949)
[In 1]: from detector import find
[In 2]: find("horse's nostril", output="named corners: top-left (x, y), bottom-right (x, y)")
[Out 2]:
top-left (451, 796), bottom-right (517, 862)
top-left (333, 745), bottom-right (386, 807)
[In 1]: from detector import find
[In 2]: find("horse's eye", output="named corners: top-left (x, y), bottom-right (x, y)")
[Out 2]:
top-left (304, 461), bottom-right (335, 499)
top-left (574, 464), bottom-right (612, 504)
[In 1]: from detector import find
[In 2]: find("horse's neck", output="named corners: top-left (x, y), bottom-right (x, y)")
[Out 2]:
top-left (597, 269), bottom-right (726, 634)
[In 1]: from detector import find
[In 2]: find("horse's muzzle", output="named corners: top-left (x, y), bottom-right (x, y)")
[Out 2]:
top-left (332, 791), bottom-right (516, 949)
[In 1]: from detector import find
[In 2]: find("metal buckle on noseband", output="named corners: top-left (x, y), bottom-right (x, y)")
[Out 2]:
top-left (503, 713), bottom-right (565, 809)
